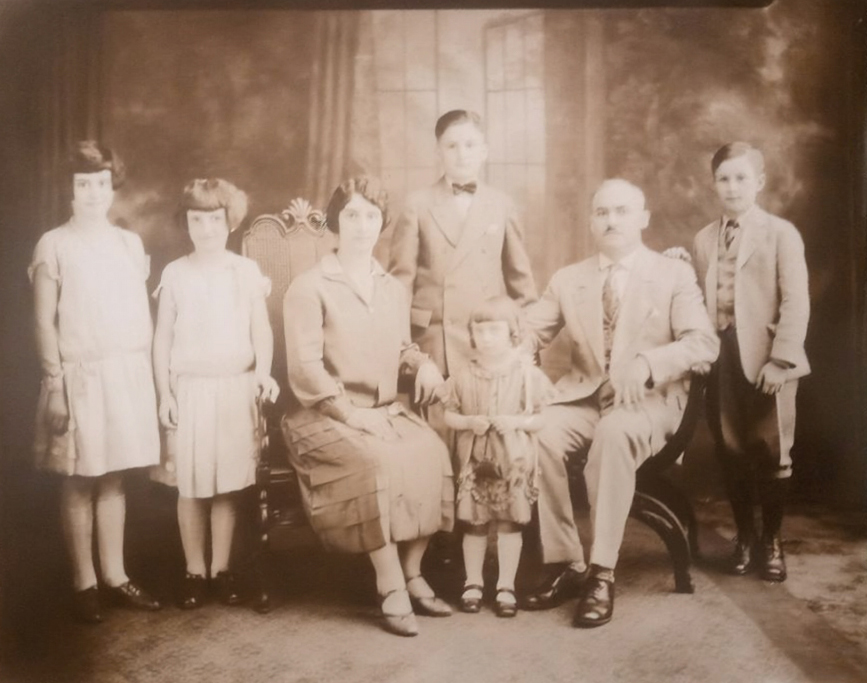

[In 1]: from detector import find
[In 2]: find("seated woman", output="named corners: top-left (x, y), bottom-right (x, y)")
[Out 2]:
top-left (282, 176), bottom-right (454, 637)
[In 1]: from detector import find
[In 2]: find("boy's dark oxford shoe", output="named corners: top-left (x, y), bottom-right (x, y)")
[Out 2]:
top-left (760, 536), bottom-right (787, 582)
top-left (107, 581), bottom-right (162, 611)
top-left (73, 586), bottom-right (103, 624)
top-left (520, 566), bottom-right (587, 611)
top-left (572, 576), bottom-right (614, 628)
top-left (214, 571), bottom-right (244, 606)
top-left (729, 537), bottom-right (755, 576)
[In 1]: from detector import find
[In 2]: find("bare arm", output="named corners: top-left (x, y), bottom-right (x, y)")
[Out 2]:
top-left (33, 264), bottom-right (67, 433)
top-left (444, 409), bottom-right (490, 435)
top-left (33, 264), bottom-right (62, 378)
top-left (152, 288), bottom-right (177, 428)
top-left (251, 295), bottom-right (279, 401)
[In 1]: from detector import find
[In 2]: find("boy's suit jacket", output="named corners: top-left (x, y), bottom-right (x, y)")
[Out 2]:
top-left (525, 246), bottom-right (719, 444)
top-left (388, 177), bottom-right (537, 376)
top-left (692, 206), bottom-right (810, 383)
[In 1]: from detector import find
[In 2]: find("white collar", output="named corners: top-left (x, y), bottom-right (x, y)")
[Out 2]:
top-left (320, 252), bottom-right (386, 279)
top-left (598, 247), bottom-right (640, 273)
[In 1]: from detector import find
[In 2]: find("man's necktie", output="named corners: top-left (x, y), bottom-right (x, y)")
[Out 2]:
top-left (602, 264), bottom-right (621, 324)
top-left (724, 218), bottom-right (739, 251)
top-left (452, 181), bottom-right (477, 195)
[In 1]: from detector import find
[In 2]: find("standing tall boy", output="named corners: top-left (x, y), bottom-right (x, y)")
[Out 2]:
top-left (693, 142), bottom-right (810, 582)
top-left (388, 110), bottom-right (537, 381)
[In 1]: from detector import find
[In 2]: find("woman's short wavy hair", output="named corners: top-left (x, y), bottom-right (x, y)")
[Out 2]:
top-left (468, 295), bottom-right (522, 348)
top-left (63, 141), bottom-right (126, 203)
top-left (178, 178), bottom-right (249, 232)
top-left (325, 175), bottom-right (390, 235)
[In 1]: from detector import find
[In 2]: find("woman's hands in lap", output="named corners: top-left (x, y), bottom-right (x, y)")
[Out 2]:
top-left (346, 408), bottom-right (399, 441)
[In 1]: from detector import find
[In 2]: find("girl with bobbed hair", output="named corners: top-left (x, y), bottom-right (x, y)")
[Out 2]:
top-left (30, 141), bottom-right (161, 623)
top-left (283, 175), bottom-right (454, 637)
top-left (152, 178), bottom-right (279, 610)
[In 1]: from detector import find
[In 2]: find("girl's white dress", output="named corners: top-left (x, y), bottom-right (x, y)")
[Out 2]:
top-left (153, 252), bottom-right (270, 498)
top-left (29, 222), bottom-right (160, 476)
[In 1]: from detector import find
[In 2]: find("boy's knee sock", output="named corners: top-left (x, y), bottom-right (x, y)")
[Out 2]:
top-left (462, 531), bottom-right (488, 588)
top-left (60, 478), bottom-right (98, 592)
top-left (719, 454), bottom-right (755, 539)
top-left (94, 474), bottom-right (128, 588)
top-left (496, 530), bottom-right (523, 592)
top-left (759, 477), bottom-right (790, 539)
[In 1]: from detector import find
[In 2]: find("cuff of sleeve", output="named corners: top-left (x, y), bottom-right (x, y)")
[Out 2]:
top-left (316, 395), bottom-right (356, 422)
top-left (637, 353), bottom-right (655, 389)
top-left (770, 357), bottom-right (796, 369)
top-left (42, 373), bottom-right (64, 393)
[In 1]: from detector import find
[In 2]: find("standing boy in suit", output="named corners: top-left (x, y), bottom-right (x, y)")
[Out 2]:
top-left (521, 179), bottom-right (719, 627)
top-left (693, 142), bottom-right (810, 582)
top-left (388, 110), bottom-right (537, 381)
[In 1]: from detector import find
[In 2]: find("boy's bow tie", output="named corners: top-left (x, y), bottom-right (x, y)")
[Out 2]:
top-left (452, 181), bottom-right (477, 195)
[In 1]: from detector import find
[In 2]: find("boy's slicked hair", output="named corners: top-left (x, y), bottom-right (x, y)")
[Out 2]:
top-left (179, 178), bottom-right (249, 232)
top-left (468, 295), bottom-right (522, 347)
top-left (435, 109), bottom-right (484, 139)
top-left (325, 175), bottom-right (390, 235)
top-left (711, 142), bottom-right (765, 175)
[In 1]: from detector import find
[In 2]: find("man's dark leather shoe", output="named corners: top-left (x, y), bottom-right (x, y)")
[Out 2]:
top-left (760, 535), bottom-right (787, 582)
top-left (729, 537), bottom-right (755, 576)
top-left (520, 566), bottom-right (586, 611)
top-left (572, 576), bottom-right (614, 628)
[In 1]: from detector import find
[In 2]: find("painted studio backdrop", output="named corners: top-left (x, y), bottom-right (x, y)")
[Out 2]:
top-left (0, 1), bottom-right (864, 508)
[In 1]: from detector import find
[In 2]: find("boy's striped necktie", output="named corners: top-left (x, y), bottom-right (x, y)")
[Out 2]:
top-left (724, 219), bottom-right (739, 250)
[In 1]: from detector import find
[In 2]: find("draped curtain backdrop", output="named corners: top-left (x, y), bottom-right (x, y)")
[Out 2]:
top-left (304, 10), bottom-right (380, 209)
top-left (37, 8), bottom-right (104, 230)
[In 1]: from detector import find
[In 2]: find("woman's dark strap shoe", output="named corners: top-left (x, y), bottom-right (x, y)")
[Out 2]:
top-left (73, 586), bottom-right (103, 624)
top-left (107, 581), bottom-right (161, 611)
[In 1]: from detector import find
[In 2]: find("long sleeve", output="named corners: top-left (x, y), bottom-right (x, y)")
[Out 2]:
top-left (522, 269), bottom-right (567, 354)
top-left (640, 260), bottom-right (720, 386)
top-left (770, 224), bottom-right (810, 371)
top-left (388, 195), bottom-right (420, 295)
top-left (501, 198), bottom-right (538, 306)
top-left (283, 273), bottom-right (344, 409)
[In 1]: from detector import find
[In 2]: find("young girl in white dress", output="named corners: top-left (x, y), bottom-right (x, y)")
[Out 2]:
top-left (152, 178), bottom-right (279, 609)
top-left (30, 141), bottom-right (162, 623)
top-left (443, 296), bottom-right (555, 617)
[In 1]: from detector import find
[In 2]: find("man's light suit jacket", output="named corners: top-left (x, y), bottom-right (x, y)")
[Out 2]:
top-left (388, 177), bottom-right (537, 376)
top-left (525, 246), bottom-right (719, 445)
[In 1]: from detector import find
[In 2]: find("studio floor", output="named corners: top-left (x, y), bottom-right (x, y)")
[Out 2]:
top-left (1, 471), bottom-right (865, 683)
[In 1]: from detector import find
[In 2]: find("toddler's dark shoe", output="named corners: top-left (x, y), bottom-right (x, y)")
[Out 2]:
top-left (214, 571), bottom-right (243, 606)
top-left (494, 588), bottom-right (518, 618)
top-left (179, 573), bottom-right (208, 610)
top-left (107, 581), bottom-right (162, 611)
top-left (459, 584), bottom-right (484, 614)
top-left (73, 586), bottom-right (103, 624)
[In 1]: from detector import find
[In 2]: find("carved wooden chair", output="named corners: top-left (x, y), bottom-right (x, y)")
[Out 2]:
top-left (566, 373), bottom-right (706, 594)
top-left (242, 198), bottom-right (335, 612)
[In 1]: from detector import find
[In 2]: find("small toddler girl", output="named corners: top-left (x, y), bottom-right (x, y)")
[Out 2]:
top-left (443, 296), bottom-right (555, 617)
top-left (152, 178), bottom-right (279, 609)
